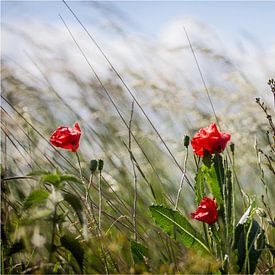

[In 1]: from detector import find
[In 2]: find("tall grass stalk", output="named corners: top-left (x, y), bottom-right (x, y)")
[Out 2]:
top-left (62, 0), bottom-right (194, 191)
top-left (59, 14), bottom-right (164, 198)
top-left (128, 101), bottom-right (138, 241)
top-left (174, 145), bottom-right (188, 210)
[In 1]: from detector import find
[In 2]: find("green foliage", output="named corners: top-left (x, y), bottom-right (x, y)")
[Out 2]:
top-left (266, 243), bottom-right (275, 257)
top-left (7, 239), bottom-right (25, 256)
top-left (233, 204), bottom-right (265, 274)
top-left (23, 189), bottom-right (49, 210)
top-left (1, 13), bottom-right (274, 273)
top-left (40, 173), bottom-right (62, 187)
top-left (30, 171), bottom-right (82, 188)
top-left (63, 192), bottom-right (84, 225)
top-left (130, 240), bottom-right (148, 264)
top-left (213, 154), bottom-right (225, 189)
top-left (149, 205), bottom-right (210, 254)
top-left (21, 209), bottom-right (52, 225)
top-left (60, 174), bottom-right (82, 184)
top-left (28, 170), bottom-right (51, 176)
top-left (194, 167), bottom-right (204, 204)
top-left (60, 233), bottom-right (85, 272)
top-left (130, 240), bottom-right (149, 273)
top-left (202, 161), bottom-right (223, 205)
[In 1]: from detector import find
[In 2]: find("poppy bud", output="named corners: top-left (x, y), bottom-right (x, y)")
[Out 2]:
top-left (183, 135), bottom-right (190, 148)
top-left (98, 159), bottom-right (104, 171)
top-left (89, 160), bottom-right (98, 173)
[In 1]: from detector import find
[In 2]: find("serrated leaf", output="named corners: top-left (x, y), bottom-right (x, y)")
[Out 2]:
top-left (60, 233), bottom-right (84, 272)
top-left (202, 163), bottom-right (223, 205)
top-left (130, 240), bottom-right (149, 264)
top-left (149, 205), bottom-right (210, 254)
top-left (213, 154), bottom-right (225, 188)
top-left (60, 174), bottom-right (82, 184)
top-left (23, 189), bottom-right (49, 210)
top-left (63, 192), bottom-right (84, 225)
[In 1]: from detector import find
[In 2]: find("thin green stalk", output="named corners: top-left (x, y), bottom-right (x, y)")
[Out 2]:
top-left (75, 151), bottom-right (83, 182)
top-left (203, 223), bottom-right (210, 251)
top-left (128, 101), bottom-right (138, 242)
top-left (210, 224), bottom-right (222, 260)
top-left (98, 170), bottom-right (102, 233)
top-left (86, 173), bottom-right (94, 207)
top-left (174, 147), bottom-right (189, 210)
top-left (231, 150), bottom-right (236, 250)
top-left (49, 203), bottom-right (58, 262)
top-left (87, 174), bottom-right (110, 274)
top-left (244, 220), bottom-right (253, 274)
top-left (59, 9), bottom-right (194, 191)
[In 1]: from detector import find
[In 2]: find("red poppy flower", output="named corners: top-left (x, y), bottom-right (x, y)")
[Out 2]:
top-left (50, 122), bottom-right (81, 152)
top-left (191, 123), bottom-right (230, 156)
top-left (191, 197), bottom-right (218, 224)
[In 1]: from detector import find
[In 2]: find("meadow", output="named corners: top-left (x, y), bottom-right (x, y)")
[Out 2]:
top-left (1, 2), bottom-right (274, 274)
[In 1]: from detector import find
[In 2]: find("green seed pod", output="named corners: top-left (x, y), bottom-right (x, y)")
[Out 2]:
top-left (98, 159), bottom-right (104, 171)
top-left (183, 135), bottom-right (190, 148)
top-left (89, 160), bottom-right (98, 173)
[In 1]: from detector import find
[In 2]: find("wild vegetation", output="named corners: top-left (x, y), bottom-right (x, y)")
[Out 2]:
top-left (1, 2), bottom-right (274, 274)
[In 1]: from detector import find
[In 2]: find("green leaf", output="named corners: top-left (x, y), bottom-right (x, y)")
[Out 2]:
top-left (40, 174), bottom-right (61, 187)
top-left (63, 192), bottom-right (84, 225)
top-left (21, 209), bottom-right (52, 225)
top-left (149, 205), bottom-right (210, 254)
top-left (7, 239), bottom-right (25, 256)
top-left (60, 233), bottom-right (84, 272)
top-left (233, 204), bottom-right (264, 274)
top-left (130, 240), bottom-right (149, 264)
top-left (60, 174), bottom-right (82, 184)
top-left (266, 244), bottom-right (275, 257)
top-left (194, 167), bottom-right (204, 204)
top-left (23, 189), bottom-right (49, 210)
top-left (202, 163), bottom-right (223, 205)
top-left (213, 154), bottom-right (225, 188)
top-left (27, 170), bottom-right (50, 176)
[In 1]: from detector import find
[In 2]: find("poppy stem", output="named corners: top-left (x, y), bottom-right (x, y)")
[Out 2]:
top-left (75, 151), bottom-right (84, 182)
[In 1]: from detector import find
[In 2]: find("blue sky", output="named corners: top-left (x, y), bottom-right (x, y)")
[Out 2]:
top-left (2, 1), bottom-right (275, 46)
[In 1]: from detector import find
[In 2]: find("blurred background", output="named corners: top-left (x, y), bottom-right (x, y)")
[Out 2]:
top-left (2, 0), bottom-right (275, 212)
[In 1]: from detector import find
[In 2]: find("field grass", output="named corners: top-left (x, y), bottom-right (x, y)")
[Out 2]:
top-left (1, 2), bottom-right (274, 274)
